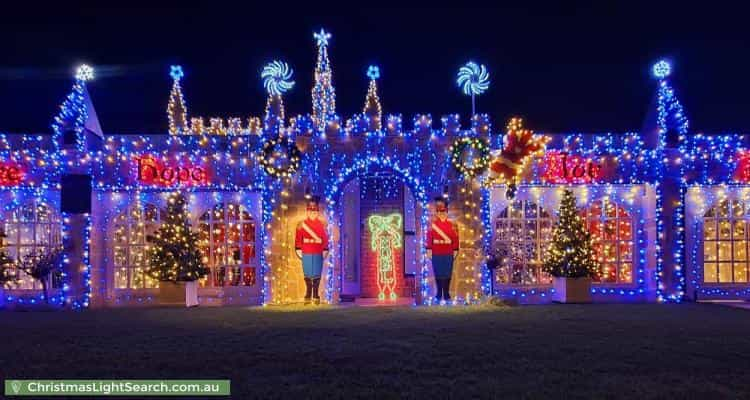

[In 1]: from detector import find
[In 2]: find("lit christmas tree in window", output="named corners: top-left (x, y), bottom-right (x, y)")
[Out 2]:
top-left (543, 189), bottom-right (600, 278)
top-left (146, 193), bottom-right (208, 282)
top-left (311, 29), bottom-right (336, 131)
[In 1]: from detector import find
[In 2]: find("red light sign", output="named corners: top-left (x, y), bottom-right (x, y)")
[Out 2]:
top-left (541, 151), bottom-right (601, 184)
top-left (0, 162), bottom-right (25, 186)
top-left (135, 155), bottom-right (209, 186)
top-left (734, 151), bottom-right (750, 182)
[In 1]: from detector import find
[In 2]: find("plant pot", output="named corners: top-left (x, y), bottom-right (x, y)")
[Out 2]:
top-left (159, 281), bottom-right (200, 307)
top-left (185, 281), bottom-right (199, 307)
top-left (552, 277), bottom-right (592, 303)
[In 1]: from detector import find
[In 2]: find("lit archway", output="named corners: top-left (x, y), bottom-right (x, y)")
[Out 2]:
top-left (324, 156), bottom-right (431, 303)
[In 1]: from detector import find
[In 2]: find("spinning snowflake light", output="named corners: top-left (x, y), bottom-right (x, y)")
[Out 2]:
top-left (261, 61), bottom-right (295, 96)
top-left (457, 61), bottom-right (489, 115)
top-left (75, 64), bottom-right (94, 82)
top-left (652, 60), bottom-right (671, 79)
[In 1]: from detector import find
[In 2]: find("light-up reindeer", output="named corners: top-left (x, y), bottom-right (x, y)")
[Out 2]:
top-left (368, 214), bottom-right (403, 300)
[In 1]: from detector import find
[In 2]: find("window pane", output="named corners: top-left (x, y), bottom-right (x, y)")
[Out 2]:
top-left (619, 242), bottom-right (633, 262)
top-left (731, 200), bottom-right (744, 218)
top-left (733, 263), bottom-right (748, 283)
top-left (733, 221), bottom-right (746, 239)
top-left (718, 241), bottom-right (732, 261)
top-left (115, 267), bottom-right (128, 289)
top-left (600, 263), bottom-right (616, 282)
top-left (718, 263), bottom-right (733, 283)
top-left (704, 263), bottom-right (718, 283)
top-left (704, 220), bottom-right (717, 240)
top-left (619, 263), bottom-right (633, 283)
top-left (718, 201), bottom-right (730, 217)
top-left (734, 241), bottom-right (747, 260)
top-left (718, 220), bottom-right (731, 240)
top-left (704, 242), bottom-right (717, 261)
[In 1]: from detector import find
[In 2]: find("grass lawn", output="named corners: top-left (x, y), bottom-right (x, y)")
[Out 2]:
top-left (1, 303), bottom-right (749, 399)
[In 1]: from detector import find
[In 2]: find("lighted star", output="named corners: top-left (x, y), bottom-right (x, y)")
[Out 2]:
top-left (75, 64), bottom-right (94, 82)
top-left (314, 29), bottom-right (331, 47)
top-left (170, 65), bottom-right (184, 81)
top-left (367, 65), bottom-right (380, 80)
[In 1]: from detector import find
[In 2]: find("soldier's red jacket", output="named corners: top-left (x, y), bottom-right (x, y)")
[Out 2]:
top-left (426, 218), bottom-right (459, 255)
top-left (295, 218), bottom-right (329, 255)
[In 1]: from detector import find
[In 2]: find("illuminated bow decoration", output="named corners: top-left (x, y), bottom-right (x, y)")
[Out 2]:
top-left (488, 118), bottom-right (550, 197)
top-left (367, 213), bottom-right (403, 250)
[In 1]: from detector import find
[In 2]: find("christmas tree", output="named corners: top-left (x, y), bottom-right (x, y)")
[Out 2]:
top-left (363, 65), bottom-right (382, 132)
top-left (312, 29), bottom-right (336, 130)
top-left (0, 250), bottom-right (15, 288)
top-left (543, 189), bottom-right (600, 278)
top-left (167, 65), bottom-right (188, 135)
top-left (146, 193), bottom-right (208, 282)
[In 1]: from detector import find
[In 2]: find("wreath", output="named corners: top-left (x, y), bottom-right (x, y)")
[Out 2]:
top-left (260, 136), bottom-right (302, 178)
top-left (449, 137), bottom-right (490, 179)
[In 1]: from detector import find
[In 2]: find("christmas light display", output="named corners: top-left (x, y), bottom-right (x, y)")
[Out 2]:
top-left (167, 65), bottom-right (188, 135)
top-left (449, 137), bottom-right (490, 179)
top-left (368, 213), bottom-right (403, 300)
top-left (312, 29), bottom-right (336, 132)
top-left (543, 189), bottom-right (600, 278)
top-left (146, 192), bottom-right (209, 282)
top-left (259, 136), bottom-right (302, 179)
top-left (0, 32), bottom-right (747, 310)
top-left (363, 65), bottom-right (383, 132)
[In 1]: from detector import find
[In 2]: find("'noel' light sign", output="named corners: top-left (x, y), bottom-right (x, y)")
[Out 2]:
top-left (135, 155), bottom-right (209, 186)
top-left (0, 161), bottom-right (25, 186)
top-left (541, 151), bottom-right (601, 183)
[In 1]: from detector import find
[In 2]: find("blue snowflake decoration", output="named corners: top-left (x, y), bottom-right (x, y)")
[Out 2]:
top-left (261, 61), bottom-right (295, 96)
top-left (170, 65), bottom-right (184, 81)
top-left (652, 60), bottom-right (672, 79)
top-left (457, 61), bottom-right (490, 96)
top-left (367, 65), bottom-right (380, 80)
top-left (314, 29), bottom-right (331, 47)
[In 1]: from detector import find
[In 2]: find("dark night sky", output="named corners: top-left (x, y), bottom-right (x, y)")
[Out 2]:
top-left (1, 4), bottom-right (749, 134)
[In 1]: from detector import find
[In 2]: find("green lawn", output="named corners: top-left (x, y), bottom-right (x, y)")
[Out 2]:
top-left (1, 303), bottom-right (749, 399)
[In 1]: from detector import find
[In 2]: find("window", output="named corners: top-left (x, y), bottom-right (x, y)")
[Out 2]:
top-left (2, 201), bottom-right (62, 290)
top-left (703, 200), bottom-right (749, 283)
top-left (112, 203), bottom-right (161, 289)
top-left (198, 203), bottom-right (256, 287)
top-left (582, 199), bottom-right (634, 283)
top-left (493, 201), bottom-right (554, 285)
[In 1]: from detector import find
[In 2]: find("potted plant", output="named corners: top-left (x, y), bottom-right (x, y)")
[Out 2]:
top-left (16, 248), bottom-right (64, 306)
top-left (146, 192), bottom-right (209, 307)
top-left (543, 189), bottom-right (600, 303)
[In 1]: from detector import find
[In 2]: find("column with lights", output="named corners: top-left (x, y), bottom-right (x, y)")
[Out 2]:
top-left (53, 65), bottom-right (100, 309)
top-left (647, 60), bottom-right (689, 302)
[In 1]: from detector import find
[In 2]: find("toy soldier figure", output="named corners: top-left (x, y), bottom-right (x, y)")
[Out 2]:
top-left (426, 197), bottom-right (459, 302)
top-left (295, 197), bottom-right (328, 304)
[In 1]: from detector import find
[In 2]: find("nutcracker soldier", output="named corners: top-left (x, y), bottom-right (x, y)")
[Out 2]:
top-left (426, 197), bottom-right (459, 302)
top-left (295, 197), bottom-right (328, 304)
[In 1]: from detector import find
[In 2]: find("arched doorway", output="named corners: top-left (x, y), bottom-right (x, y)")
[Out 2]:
top-left (325, 157), bottom-right (430, 304)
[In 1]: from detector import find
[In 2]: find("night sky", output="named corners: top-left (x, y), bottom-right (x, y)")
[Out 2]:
top-left (1, 4), bottom-right (749, 134)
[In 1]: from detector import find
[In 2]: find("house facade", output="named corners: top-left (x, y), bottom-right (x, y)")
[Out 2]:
top-left (0, 33), bottom-right (746, 309)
